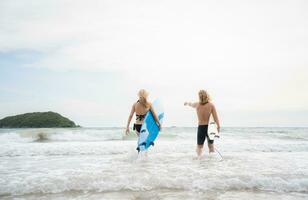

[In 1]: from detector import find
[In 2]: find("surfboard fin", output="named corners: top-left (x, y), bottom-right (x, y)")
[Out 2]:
top-left (150, 141), bottom-right (154, 146)
top-left (136, 142), bottom-right (147, 152)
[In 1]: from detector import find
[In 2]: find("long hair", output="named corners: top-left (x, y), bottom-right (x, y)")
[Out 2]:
top-left (199, 90), bottom-right (211, 105)
top-left (138, 89), bottom-right (150, 108)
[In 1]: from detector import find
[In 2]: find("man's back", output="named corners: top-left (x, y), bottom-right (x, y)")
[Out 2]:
top-left (196, 102), bottom-right (212, 125)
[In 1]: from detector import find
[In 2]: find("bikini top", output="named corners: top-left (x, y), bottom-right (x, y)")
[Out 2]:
top-left (135, 100), bottom-right (148, 121)
top-left (136, 114), bottom-right (146, 121)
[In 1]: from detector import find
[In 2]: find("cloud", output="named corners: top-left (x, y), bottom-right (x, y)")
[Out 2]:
top-left (1, 0), bottom-right (308, 126)
top-left (1, 0), bottom-right (307, 71)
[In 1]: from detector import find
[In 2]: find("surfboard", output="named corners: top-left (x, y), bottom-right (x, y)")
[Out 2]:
top-left (137, 99), bottom-right (164, 152)
top-left (208, 114), bottom-right (219, 140)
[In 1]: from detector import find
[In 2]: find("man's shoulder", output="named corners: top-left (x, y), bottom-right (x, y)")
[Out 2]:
top-left (208, 102), bottom-right (216, 108)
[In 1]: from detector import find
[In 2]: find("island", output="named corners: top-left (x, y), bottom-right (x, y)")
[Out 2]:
top-left (0, 111), bottom-right (78, 128)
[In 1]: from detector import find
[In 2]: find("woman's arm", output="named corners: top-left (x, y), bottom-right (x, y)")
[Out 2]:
top-left (150, 105), bottom-right (161, 130)
top-left (211, 104), bottom-right (221, 132)
top-left (184, 102), bottom-right (198, 108)
top-left (125, 104), bottom-right (135, 134)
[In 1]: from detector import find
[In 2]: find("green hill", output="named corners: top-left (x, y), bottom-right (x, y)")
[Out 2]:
top-left (0, 112), bottom-right (78, 128)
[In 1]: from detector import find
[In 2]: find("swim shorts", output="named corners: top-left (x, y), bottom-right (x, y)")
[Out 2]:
top-left (197, 125), bottom-right (214, 145)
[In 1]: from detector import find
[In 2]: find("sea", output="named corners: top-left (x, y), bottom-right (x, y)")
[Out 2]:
top-left (0, 127), bottom-right (307, 200)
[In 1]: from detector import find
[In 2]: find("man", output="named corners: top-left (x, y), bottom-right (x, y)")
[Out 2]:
top-left (184, 90), bottom-right (220, 158)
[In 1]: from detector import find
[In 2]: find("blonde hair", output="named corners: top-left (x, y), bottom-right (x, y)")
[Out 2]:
top-left (138, 89), bottom-right (150, 108)
top-left (199, 90), bottom-right (211, 105)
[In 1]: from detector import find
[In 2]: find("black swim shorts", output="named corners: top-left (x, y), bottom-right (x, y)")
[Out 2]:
top-left (197, 125), bottom-right (214, 145)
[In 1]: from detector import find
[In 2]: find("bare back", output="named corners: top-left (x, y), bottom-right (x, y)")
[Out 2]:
top-left (134, 102), bottom-right (150, 124)
top-left (196, 102), bottom-right (213, 125)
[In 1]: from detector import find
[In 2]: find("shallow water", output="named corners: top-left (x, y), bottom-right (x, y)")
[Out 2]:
top-left (0, 127), bottom-right (308, 199)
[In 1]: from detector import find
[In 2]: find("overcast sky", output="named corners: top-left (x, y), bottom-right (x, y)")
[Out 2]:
top-left (0, 0), bottom-right (307, 127)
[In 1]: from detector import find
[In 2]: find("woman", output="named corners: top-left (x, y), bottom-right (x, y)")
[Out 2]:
top-left (184, 90), bottom-right (220, 158)
top-left (125, 89), bottom-right (161, 136)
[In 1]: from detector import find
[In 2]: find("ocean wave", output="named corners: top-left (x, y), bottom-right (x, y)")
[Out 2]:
top-left (0, 129), bottom-right (122, 143)
top-left (0, 141), bottom-right (130, 157)
top-left (1, 127), bottom-right (308, 199)
top-left (1, 127), bottom-right (307, 143)
top-left (0, 132), bottom-right (34, 143)
top-left (1, 174), bottom-right (307, 196)
top-left (0, 128), bottom-right (179, 143)
top-left (1, 140), bottom-right (308, 158)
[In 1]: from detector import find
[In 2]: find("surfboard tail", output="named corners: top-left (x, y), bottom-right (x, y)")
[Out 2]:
top-left (136, 142), bottom-right (147, 152)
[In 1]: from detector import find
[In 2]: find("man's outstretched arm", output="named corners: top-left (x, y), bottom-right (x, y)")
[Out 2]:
top-left (184, 102), bottom-right (198, 108)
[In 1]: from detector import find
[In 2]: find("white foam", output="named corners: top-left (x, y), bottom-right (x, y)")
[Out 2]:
top-left (0, 132), bottom-right (35, 143)
top-left (0, 127), bottom-right (308, 198)
top-left (1, 168), bottom-right (308, 195)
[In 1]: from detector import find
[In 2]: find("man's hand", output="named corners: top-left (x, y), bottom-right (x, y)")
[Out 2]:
top-left (217, 126), bottom-right (220, 133)
top-left (184, 102), bottom-right (197, 108)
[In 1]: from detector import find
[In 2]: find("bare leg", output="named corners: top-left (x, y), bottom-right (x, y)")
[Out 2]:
top-left (208, 143), bottom-right (214, 153)
top-left (196, 145), bottom-right (203, 158)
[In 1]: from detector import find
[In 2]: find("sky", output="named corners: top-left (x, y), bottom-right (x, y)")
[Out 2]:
top-left (0, 0), bottom-right (308, 127)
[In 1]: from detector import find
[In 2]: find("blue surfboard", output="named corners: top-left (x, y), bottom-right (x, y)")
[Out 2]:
top-left (137, 99), bottom-right (164, 152)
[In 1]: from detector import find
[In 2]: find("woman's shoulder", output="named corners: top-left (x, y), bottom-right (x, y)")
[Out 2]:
top-left (148, 102), bottom-right (152, 109)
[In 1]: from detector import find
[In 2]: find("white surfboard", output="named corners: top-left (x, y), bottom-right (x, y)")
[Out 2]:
top-left (208, 114), bottom-right (219, 140)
